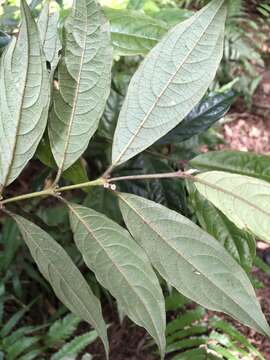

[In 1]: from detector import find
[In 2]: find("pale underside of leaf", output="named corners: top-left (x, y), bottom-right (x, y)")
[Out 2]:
top-left (188, 184), bottom-right (255, 272)
top-left (37, 2), bottom-right (61, 71)
top-left (118, 193), bottom-right (270, 337)
top-left (48, 0), bottom-right (112, 172)
top-left (10, 213), bottom-right (109, 357)
top-left (112, 0), bottom-right (227, 166)
top-left (194, 171), bottom-right (270, 244)
top-left (68, 203), bottom-right (166, 357)
top-left (0, 0), bottom-right (50, 188)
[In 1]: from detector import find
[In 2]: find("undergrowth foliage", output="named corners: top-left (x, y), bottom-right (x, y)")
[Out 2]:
top-left (0, 0), bottom-right (270, 358)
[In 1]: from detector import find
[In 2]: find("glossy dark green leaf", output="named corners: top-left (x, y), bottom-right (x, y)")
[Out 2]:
top-left (190, 150), bottom-right (270, 182)
top-left (157, 90), bottom-right (235, 145)
top-left (117, 155), bottom-right (187, 214)
top-left (10, 213), bottom-right (109, 356)
top-left (0, 31), bottom-right (11, 51)
top-left (103, 7), bottom-right (168, 56)
top-left (83, 187), bottom-right (122, 223)
top-left (98, 88), bottom-right (123, 141)
top-left (188, 185), bottom-right (256, 272)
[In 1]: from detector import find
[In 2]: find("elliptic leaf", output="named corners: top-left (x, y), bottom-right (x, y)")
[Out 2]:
top-left (103, 7), bottom-right (168, 56)
top-left (68, 203), bottom-right (166, 358)
top-left (37, 2), bottom-right (61, 71)
top-left (0, 0), bottom-right (50, 188)
top-left (118, 193), bottom-right (270, 337)
top-left (157, 90), bottom-right (235, 145)
top-left (49, 0), bottom-right (112, 172)
top-left (191, 151), bottom-right (270, 182)
top-left (188, 185), bottom-right (256, 272)
top-left (11, 213), bottom-right (109, 356)
top-left (194, 171), bottom-right (270, 244)
top-left (112, 0), bottom-right (227, 166)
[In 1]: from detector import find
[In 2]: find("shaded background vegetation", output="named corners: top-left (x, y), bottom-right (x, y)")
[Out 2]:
top-left (0, 0), bottom-right (270, 359)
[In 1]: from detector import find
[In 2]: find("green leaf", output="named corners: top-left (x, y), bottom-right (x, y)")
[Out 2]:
top-left (150, 8), bottom-right (192, 27)
top-left (166, 325), bottom-right (207, 346)
top-left (83, 186), bottom-right (122, 223)
top-left (188, 185), bottom-right (256, 272)
top-left (98, 88), bottom-right (123, 141)
top-left (10, 213), bottom-right (109, 356)
top-left (37, 1), bottom-right (61, 72)
top-left (0, 305), bottom-right (32, 338)
top-left (48, 0), bottom-right (112, 173)
top-left (103, 7), bottom-right (168, 56)
top-left (117, 155), bottom-right (187, 214)
top-left (0, 217), bottom-right (21, 272)
top-left (118, 193), bottom-right (270, 337)
top-left (37, 133), bottom-right (89, 185)
top-left (6, 336), bottom-right (40, 360)
top-left (68, 203), bottom-right (166, 358)
top-left (166, 308), bottom-right (205, 336)
top-left (111, 0), bottom-right (227, 166)
top-left (51, 331), bottom-right (98, 360)
top-left (157, 90), bottom-right (236, 145)
top-left (194, 171), bottom-right (270, 244)
top-left (0, 31), bottom-right (11, 51)
top-left (0, 0), bottom-right (50, 188)
top-left (46, 313), bottom-right (81, 346)
top-left (166, 337), bottom-right (207, 354)
top-left (171, 348), bottom-right (219, 360)
top-left (210, 317), bottom-right (264, 359)
top-left (190, 151), bottom-right (270, 182)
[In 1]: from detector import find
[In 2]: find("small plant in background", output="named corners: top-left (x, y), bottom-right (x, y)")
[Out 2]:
top-left (0, 0), bottom-right (270, 359)
top-left (0, 309), bottom-right (98, 359)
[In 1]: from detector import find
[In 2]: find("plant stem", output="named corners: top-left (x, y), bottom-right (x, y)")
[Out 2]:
top-left (108, 171), bottom-right (189, 183)
top-left (0, 171), bottom-right (192, 207)
top-left (0, 178), bottom-right (105, 206)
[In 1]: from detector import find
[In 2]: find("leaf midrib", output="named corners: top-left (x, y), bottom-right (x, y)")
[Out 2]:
top-left (118, 194), bottom-right (265, 333)
top-left (113, 0), bottom-right (225, 166)
top-left (4, 4), bottom-right (31, 187)
top-left (69, 204), bottom-right (163, 348)
top-left (195, 174), bottom-right (270, 219)
top-left (58, 8), bottom-right (88, 173)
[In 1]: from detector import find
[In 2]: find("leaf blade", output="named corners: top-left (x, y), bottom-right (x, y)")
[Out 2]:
top-left (48, 0), bottom-right (112, 172)
top-left (112, 0), bottom-right (227, 166)
top-left (103, 7), bottom-right (168, 56)
top-left (157, 90), bottom-right (235, 145)
top-left (10, 213), bottom-right (109, 356)
top-left (0, 0), bottom-right (50, 188)
top-left (37, 1), bottom-right (61, 71)
top-left (68, 203), bottom-right (166, 357)
top-left (194, 171), bottom-right (270, 244)
top-left (118, 193), bottom-right (270, 337)
top-left (191, 151), bottom-right (270, 182)
top-left (188, 184), bottom-right (256, 272)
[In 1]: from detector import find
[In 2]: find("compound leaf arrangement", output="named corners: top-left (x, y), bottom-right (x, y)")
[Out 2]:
top-left (0, 0), bottom-right (270, 358)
